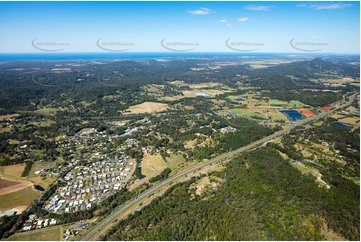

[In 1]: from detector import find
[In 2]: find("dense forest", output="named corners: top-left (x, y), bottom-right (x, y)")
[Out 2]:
top-left (104, 147), bottom-right (359, 241)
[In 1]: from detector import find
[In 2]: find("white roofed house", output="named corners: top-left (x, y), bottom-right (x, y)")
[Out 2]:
top-left (36, 220), bottom-right (43, 228)
top-left (43, 219), bottom-right (49, 227)
top-left (50, 219), bottom-right (57, 225)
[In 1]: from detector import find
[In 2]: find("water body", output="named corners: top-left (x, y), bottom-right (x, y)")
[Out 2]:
top-left (34, 185), bottom-right (45, 191)
top-left (280, 110), bottom-right (302, 121)
top-left (235, 98), bottom-right (244, 101)
top-left (334, 122), bottom-right (351, 128)
top-left (0, 52), bottom-right (315, 61)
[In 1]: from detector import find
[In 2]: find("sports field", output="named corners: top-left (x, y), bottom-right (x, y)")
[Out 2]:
top-left (319, 106), bottom-right (332, 112)
top-left (296, 108), bottom-right (316, 117)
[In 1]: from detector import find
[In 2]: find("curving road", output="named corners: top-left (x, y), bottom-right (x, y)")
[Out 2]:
top-left (79, 93), bottom-right (357, 241)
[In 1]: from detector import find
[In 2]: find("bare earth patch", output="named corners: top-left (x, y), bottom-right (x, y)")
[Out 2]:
top-left (0, 179), bottom-right (32, 196)
top-left (125, 102), bottom-right (169, 114)
top-left (193, 176), bottom-right (211, 196)
top-left (184, 139), bottom-right (197, 149)
top-left (0, 164), bottom-right (34, 195)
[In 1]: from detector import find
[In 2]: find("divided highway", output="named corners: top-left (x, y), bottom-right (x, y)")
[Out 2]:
top-left (79, 93), bottom-right (357, 241)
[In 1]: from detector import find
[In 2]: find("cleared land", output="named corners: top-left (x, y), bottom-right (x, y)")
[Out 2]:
top-left (129, 153), bottom-right (168, 191)
top-left (10, 226), bottom-right (63, 241)
top-left (227, 109), bottom-right (266, 119)
top-left (0, 163), bottom-right (51, 212)
top-left (165, 154), bottom-right (186, 171)
top-left (0, 178), bottom-right (32, 196)
top-left (158, 96), bottom-right (183, 101)
top-left (191, 176), bottom-right (211, 196)
top-left (0, 179), bottom-right (19, 189)
top-left (227, 95), bottom-right (245, 102)
top-left (33, 108), bottom-right (65, 116)
top-left (289, 100), bottom-right (307, 108)
top-left (125, 102), bottom-right (169, 114)
top-left (0, 163), bottom-right (26, 181)
top-left (140, 153), bottom-right (167, 177)
top-left (269, 100), bottom-right (289, 106)
top-left (0, 127), bottom-right (11, 133)
top-left (28, 161), bottom-right (56, 188)
top-left (0, 113), bottom-right (19, 120)
top-left (0, 186), bottom-right (40, 212)
top-left (270, 112), bottom-right (288, 122)
top-left (184, 139), bottom-right (197, 149)
top-left (339, 116), bottom-right (359, 125)
top-left (319, 77), bottom-right (356, 87)
top-left (182, 90), bottom-right (202, 98)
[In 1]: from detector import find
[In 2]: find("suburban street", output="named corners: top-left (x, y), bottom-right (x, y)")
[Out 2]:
top-left (79, 92), bottom-right (358, 241)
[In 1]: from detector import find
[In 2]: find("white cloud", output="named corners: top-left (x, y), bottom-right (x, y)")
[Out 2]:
top-left (219, 19), bottom-right (227, 23)
top-left (225, 24), bottom-right (232, 27)
top-left (244, 5), bottom-right (274, 11)
top-left (312, 3), bottom-right (352, 10)
top-left (188, 7), bottom-right (214, 15)
top-left (237, 17), bottom-right (249, 22)
top-left (296, 3), bottom-right (352, 10)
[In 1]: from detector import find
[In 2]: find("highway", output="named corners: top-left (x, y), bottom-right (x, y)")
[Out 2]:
top-left (79, 92), bottom-right (357, 241)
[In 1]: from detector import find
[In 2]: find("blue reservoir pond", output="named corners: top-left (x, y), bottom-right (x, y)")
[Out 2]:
top-left (280, 110), bottom-right (302, 121)
top-left (235, 98), bottom-right (244, 101)
top-left (334, 122), bottom-right (351, 128)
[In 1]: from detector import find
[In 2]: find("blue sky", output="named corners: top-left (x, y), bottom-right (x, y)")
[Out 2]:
top-left (0, 1), bottom-right (359, 53)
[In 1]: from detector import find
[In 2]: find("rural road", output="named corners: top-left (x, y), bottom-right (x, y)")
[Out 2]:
top-left (79, 92), bottom-right (357, 241)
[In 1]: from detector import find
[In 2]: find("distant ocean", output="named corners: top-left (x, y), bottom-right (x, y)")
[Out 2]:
top-left (0, 52), bottom-right (326, 61)
top-left (0, 52), bottom-right (358, 61)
